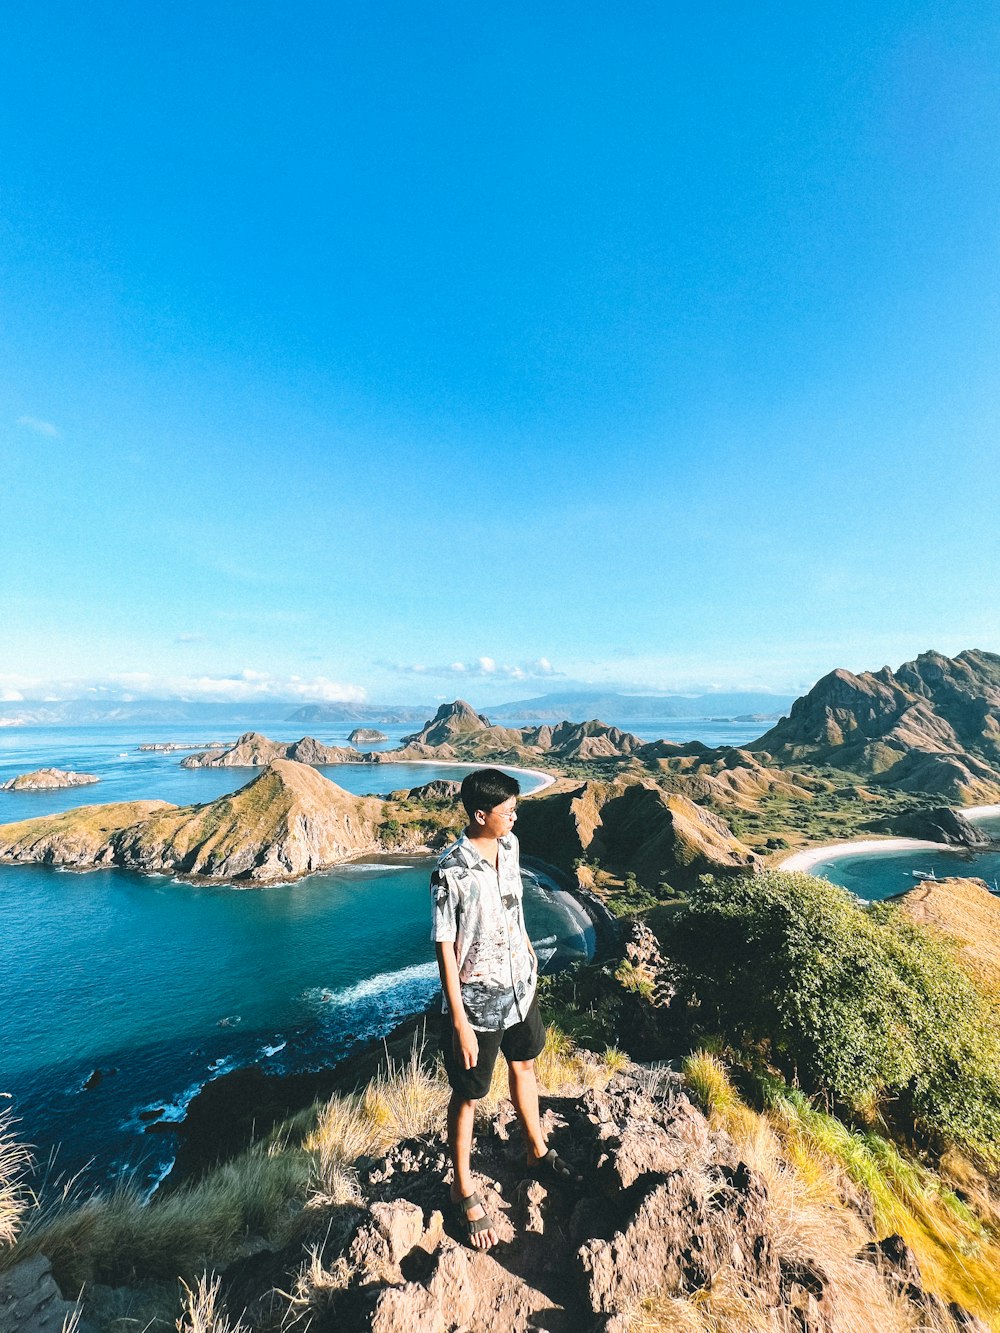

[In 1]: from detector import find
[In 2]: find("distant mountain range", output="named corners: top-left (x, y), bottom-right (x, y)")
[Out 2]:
top-left (483, 690), bottom-right (795, 722)
top-left (0, 689), bottom-right (793, 729)
top-left (0, 700), bottom-right (433, 727)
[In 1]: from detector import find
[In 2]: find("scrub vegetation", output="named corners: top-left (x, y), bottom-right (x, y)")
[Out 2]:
top-left (667, 870), bottom-right (1000, 1170)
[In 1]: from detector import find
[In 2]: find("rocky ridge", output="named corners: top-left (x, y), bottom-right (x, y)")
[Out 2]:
top-left (214, 1068), bottom-right (985, 1333)
top-left (0, 761), bottom-right (386, 883)
top-left (391, 701), bottom-right (650, 764)
top-left (181, 732), bottom-right (371, 768)
top-left (1, 767), bottom-right (99, 791)
top-left (750, 649), bottom-right (1000, 802)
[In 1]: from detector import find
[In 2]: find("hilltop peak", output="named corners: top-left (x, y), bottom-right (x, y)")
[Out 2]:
top-left (402, 699), bottom-right (492, 747)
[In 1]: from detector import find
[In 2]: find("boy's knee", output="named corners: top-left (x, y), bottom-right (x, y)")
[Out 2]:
top-left (507, 1057), bottom-right (535, 1076)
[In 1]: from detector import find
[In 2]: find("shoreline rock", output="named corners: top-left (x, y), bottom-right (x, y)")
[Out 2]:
top-left (1, 767), bottom-right (99, 791)
top-left (349, 727), bottom-right (389, 744)
top-left (888, 805), bottom-right (992, 848)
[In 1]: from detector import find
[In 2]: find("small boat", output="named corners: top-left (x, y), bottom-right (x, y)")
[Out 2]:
top-left (911, 869), bottom-right (937, 880)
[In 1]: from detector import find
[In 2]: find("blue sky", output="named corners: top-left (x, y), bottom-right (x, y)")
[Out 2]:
top-left (2, 2), bottom-right (999, 706)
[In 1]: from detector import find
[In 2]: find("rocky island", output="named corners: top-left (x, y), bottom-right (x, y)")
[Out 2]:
top-left (348, 727), bottom-right (388, 744)
top-left (180, 733), bottom-right (370, 768)
top-left (0, 767), bottom-right (99, 791)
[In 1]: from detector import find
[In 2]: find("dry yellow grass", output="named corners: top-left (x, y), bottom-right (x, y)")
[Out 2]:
top-left (896, 875), bottom-right (1000, 1007)
top-left (303, 1033), bottom-right (450, 1202)
top-left (176, 1274), bottom-right (247, 1333)
top-left (0, 1099), bottom-right (34, 1250)
top-left (682, 1052), bottom-right (1000, 1333)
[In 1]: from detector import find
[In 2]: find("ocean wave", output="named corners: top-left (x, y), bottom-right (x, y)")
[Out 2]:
top-left (260, 1039), bottom-right (287, 1058)
top-left (304, 959), bottom-right (439, 1011)
top-left (335, 861), bottom-right (401, 874)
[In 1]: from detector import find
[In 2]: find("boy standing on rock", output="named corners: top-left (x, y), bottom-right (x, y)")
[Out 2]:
top-left (431, 767), bottom-right (581, 1251)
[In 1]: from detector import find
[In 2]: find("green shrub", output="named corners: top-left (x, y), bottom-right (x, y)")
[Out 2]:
top-left (669, 870), bottom-right (1000, 1167)
top-left (377, 818), bottom-right (403, 848)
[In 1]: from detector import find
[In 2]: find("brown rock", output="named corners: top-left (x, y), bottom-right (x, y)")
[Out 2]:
top-left (370, 1199), bottom-right (425, 1264)
top-left (370, 1282), bottom-right (444, 1333)
top-left (426, 1241), bottom-right (476, 1327)
top-left (515, 1179), bottom-right (547, 1235)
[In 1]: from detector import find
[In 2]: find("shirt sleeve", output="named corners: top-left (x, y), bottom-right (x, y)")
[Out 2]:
top-left (430, 867), bottom-right (460, 943)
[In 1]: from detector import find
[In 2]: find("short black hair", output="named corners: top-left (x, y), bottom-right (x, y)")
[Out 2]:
top-left (460, 767), bottom-right (520, 818)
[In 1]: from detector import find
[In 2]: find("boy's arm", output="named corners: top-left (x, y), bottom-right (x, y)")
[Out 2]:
top-left (434, 940), bottom-right (479, 1070)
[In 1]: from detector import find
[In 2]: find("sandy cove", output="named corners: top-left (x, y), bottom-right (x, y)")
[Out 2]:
top-left (376, 758), bottom-right (557, 794)
top-left (779, 837), bottom-right (949, 874)
top-left (779, 805), bottom-right (1000, 875)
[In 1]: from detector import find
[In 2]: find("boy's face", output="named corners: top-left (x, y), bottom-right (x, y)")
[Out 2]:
top-left (473, 796), bottom-right (517, 839)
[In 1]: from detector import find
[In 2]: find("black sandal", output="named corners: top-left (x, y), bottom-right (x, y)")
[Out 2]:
top-left (452, 1190), bottom-right (497, 1247)
top-left (529, 1147), bottom-right (584, 1185)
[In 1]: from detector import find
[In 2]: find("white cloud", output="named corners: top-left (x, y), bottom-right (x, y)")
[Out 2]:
top-left (0, 671), bottom-right (367, 705)
top-left (175, 632), bottom-right (206, 644)
top-left (17, 416), bottom-right (61, 439)
top-left (387, 656), bottom-right (561, 682)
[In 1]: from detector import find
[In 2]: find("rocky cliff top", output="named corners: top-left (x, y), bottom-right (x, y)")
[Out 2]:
top-left (215, 1066), bottom-right (984, 1333)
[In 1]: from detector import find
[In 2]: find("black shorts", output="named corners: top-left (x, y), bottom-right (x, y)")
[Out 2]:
top-left (441, 995), bottom-right (547, 1101)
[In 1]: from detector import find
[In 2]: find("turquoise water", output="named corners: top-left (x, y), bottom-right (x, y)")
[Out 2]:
top-left (811, 814), bottom-right (1000, 902)
top-left (0, 724), bottom-right (588, 1190)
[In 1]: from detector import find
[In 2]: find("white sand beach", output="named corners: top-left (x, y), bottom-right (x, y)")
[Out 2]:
top-left (780, 802), bottom-right (1000, 875)
top-left (382, 758), bottom-right (556, 793)
top-left (779, 837), bottom-right (949, 874)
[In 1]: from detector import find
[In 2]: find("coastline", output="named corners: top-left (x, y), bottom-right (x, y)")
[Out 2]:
top-left (778, 804), bottom-right (999, 876)
top-left (165, 860), bottom-right (601, 1186)
top-left (373, 757), bottom-right (556, 794)
top-left (779, 836), bottom-right (951, 874)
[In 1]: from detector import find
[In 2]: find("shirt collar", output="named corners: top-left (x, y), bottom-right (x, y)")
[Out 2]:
top-left (456, 831), bottom-right (512, 870)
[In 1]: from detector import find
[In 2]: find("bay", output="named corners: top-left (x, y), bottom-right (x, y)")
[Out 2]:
top-left (0, 722), bottom-right (587, 1191)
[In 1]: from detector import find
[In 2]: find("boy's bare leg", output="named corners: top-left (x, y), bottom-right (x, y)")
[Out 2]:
top-left (507, 1058), bottom-right (549, 1163)
top-left (447, 1092), bottom-right (499, 1250)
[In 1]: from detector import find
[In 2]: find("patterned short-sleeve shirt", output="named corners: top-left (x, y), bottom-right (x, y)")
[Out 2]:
top-left (430, 831), bottom-right (537, 1032)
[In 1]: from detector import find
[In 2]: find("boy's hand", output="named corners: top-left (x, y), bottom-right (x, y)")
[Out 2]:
top-left (453, 1023), bottom-right (479, 1070)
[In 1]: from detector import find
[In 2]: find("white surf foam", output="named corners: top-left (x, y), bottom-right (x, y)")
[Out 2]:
top-left (304, 959), bottom-right (439, 1012)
